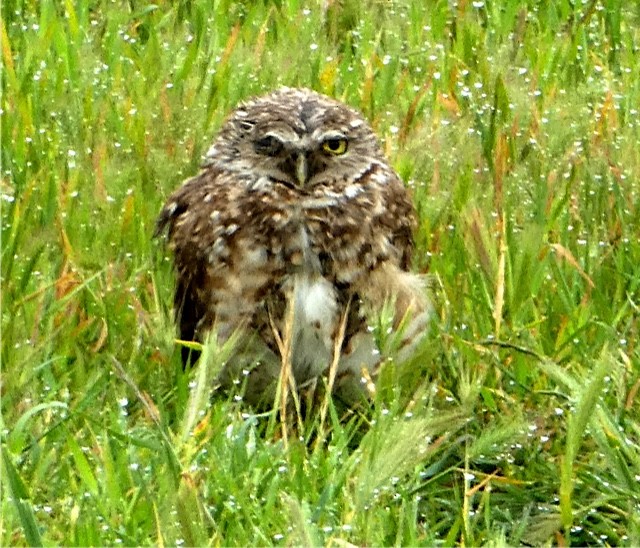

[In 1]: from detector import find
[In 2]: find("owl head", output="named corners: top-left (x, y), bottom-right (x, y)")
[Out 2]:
top-left (205, 88), bottom-right (385, 191)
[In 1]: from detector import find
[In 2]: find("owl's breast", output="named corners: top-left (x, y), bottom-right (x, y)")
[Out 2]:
top-left (220, 178), bottom-right (388, 291)
top-left (301, 208), bottom-right (376, 284)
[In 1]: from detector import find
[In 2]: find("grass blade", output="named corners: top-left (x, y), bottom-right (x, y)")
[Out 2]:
top-left (559, 350), bottom-right (611, 532)
top-left (1, 446), bottom-right (43, 546)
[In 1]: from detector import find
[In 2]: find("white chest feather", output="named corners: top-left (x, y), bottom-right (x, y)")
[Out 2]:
top-left (289, 274), bottom-right (338, 381)
top-left (293, 275), bottom-right (338, 331)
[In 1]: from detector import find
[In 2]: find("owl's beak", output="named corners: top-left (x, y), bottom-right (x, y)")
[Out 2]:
top-left (295, 153), bottom-right (309, 186)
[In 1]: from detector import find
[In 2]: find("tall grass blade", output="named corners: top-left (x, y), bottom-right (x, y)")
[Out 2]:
top-left (1, 446), bottom-right (43, 547)
top-left (559, 350), bottom-right (611, 532)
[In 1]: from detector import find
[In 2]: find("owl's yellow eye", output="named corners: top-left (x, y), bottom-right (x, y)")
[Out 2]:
top-left (322, 138), bottom-right (348, 155)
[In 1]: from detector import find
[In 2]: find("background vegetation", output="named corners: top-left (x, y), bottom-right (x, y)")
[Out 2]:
top-left (2, 0), bottom-right (639, 545)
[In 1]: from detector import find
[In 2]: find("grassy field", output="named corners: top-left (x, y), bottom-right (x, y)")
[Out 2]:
top-left (2, 0), bottom-right (640, 545)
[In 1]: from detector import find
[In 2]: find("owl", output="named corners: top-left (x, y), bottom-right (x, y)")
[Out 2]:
top-left (156, 87), bottom-right (431, 408)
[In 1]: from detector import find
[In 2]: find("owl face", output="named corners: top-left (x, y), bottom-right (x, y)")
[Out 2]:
top-left (206, 88), bottom-right (384, 191)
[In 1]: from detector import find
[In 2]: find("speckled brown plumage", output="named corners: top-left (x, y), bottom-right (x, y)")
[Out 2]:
top-left (156, 87), bottom-right (430, 407)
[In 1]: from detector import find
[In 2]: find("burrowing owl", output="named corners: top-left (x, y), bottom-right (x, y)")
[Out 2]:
top-left (156, 88), bottom-right (430, 407)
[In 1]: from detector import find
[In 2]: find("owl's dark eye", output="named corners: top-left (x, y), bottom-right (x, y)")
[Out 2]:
top-left (238, 120), bottom-right (255, 131)
top-left (253, 135), bottom-right (284, 156)
top-left (322, 138), bottom-right (348, 155)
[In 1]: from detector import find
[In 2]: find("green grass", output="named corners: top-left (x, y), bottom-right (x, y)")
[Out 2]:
top-left (2, 0), bottom-right (640, 545)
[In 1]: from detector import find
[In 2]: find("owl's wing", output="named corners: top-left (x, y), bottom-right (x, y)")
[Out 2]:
top-left (155, 169), bottom-right (227, 365)
top-left (379, 174), bottom-right (417, 270)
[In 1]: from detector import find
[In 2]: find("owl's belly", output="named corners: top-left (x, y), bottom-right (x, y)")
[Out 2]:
top-left (282, 271), bottom-right (380, 397)
top-left (213, 222), bottom-right (382, 404)
top-left (286, 274), bottom-right (338, 383)
top-left (236, 220), bottom-right (379, 388)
